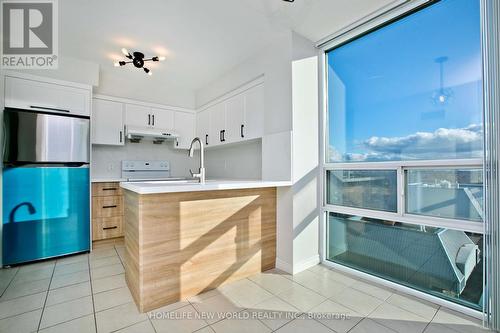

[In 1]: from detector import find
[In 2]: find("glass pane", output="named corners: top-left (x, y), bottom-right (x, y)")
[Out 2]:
top-left (2, 167), bottom-right (90, 265)
top-left (327, 213), bottom-right (483, 310)
top-left (406, 168), bottom-right (483, 222)
top-left (326, 0), bottom-right (483, 162)
top-left (326, 170), bottom-right (397, 212)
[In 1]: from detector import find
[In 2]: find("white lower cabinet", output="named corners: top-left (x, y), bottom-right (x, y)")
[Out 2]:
top-left (174, 112), bottom-right (195, 149)
top-left (92, 99), bottom-right (125, 145)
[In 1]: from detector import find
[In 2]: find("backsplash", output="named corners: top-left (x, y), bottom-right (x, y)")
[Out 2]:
top-left (205, 140), bottom-right (262, 180)
top-left (92, 139), bottom-right (262, 181)
top-left (92, 142), bottom-right (197, 180)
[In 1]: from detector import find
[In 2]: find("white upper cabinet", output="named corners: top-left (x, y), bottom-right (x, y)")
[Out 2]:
top-left (196, 109), bottom-right (211, 146)
top-left (92, 99), bottom-right (125, 146)
top-left (151, 107), bottom-right (174, 129)
top-left (243, 83), bottom-right (265, 140)
top-left (125, 104), bottom-right (176, 129)
top-left (225, 94), bottom-right (245, 143)
top-left (210, 103), bottom-right (227, 144)
top-left (125, 104), bottom-right (152, 127)
top-left (195, 81), bottom-right (265, 148)
top-left (174, 112), bottom-right (195, 149)
top-left (5, 75), bottom-right (91, 117)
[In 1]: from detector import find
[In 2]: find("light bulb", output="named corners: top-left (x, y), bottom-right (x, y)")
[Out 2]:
top-left (439, 95), bottom-right (446, 103)
top-left (114, 62), bottom-right (120, 67)
top-left (148, 71), bottom-right (152, 76)
top-left (158, 56), bottom-right (166, 61)
top-left (121, 48), bottom-right (129, 56)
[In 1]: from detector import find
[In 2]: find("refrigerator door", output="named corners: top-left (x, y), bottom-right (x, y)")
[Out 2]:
top-left (3, 108), bottom-right (90, 164)
top-left (2, 165), bottom-right (90, 265)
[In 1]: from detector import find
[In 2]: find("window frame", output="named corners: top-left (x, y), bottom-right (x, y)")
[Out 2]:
top-left (317, 0), bottom-right (485, 318)
top-left (323, 159), bottom-right (484, 234)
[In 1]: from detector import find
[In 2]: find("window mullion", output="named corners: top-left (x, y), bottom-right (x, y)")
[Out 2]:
top-left (397, 166), bottom-right (404, 216)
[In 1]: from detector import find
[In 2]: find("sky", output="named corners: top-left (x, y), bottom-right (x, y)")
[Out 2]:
top-left (327, 0), bottom-right (483, 162)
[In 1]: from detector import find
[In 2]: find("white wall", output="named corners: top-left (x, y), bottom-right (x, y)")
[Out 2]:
top-left (92, 143), bottom-right (198, 180)
top-left (196, 31), bottom-right (319, 274)
top-left (11, 56), bottom-right (100, 87)
top-left (196, 32), bottom-right (293, 136)
top-left (13, 55), bottom-right (196, 109)
top-left (196, 32), bottom-right (294, 182)
top-left (291, 34), bottom-right (320, 270)
top-left (96, 70), bottom-right (196, 109)
top-left (204, 140), bottom-right (262, 180)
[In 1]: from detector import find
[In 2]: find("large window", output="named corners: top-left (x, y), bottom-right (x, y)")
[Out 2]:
top-left (323, 0), bottom-right (484, 310)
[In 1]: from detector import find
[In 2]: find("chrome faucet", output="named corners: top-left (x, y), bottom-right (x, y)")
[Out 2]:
top-left (188, 137), bottom-right (205, 184)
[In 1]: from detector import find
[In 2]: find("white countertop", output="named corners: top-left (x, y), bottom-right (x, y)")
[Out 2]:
top-left (120, 179), bottom-right (292, 194)
top-left (92, 177), bottom-right (127, 183)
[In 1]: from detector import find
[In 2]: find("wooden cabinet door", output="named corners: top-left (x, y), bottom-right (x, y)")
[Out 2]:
top-left (125, 104), bottom-right (152, 127)
top-left (225, 94), bottom-right (245, 143)
top-left (174, 112), bottom-right (195, 149)
top-left (92, 99), bottom-right (124, 145)
top-left (244, 83), bottom-right (265, 140)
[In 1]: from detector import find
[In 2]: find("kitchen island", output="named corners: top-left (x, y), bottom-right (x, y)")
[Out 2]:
top-left (120, 180), bottom-right (290, 312)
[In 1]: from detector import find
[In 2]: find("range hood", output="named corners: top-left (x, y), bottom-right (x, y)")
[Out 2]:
top-left (126, 125), bottom-right (179, 144)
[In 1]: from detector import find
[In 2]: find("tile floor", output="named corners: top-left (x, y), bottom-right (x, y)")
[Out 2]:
top-left (0, 240), bottom-right (491, 333)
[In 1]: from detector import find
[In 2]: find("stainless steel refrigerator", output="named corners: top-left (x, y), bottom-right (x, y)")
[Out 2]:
top-left (2, 108), bottom-right (90, 265)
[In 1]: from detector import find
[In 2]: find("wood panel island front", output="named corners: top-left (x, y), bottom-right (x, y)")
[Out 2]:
top-left (120, 180), bottom-right (289, 312)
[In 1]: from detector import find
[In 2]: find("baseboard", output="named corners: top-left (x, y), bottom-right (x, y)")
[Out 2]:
top-left (293, 254), bottom-right (320, 274)
top-left (275, 254), bottom-right (320, 275)
top-left (275, 258), bottom-right (293, 274)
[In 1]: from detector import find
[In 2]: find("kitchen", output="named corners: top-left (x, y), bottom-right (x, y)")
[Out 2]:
top-left (1, 0), bottom-right (499, 333)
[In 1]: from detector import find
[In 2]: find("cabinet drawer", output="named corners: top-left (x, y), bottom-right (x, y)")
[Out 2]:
top-left (92, 182), bottom-right (122, 197)
top-left (93, 217), bottom-right (123, 240)
top-left (92, 196), bottom-right (123, 218)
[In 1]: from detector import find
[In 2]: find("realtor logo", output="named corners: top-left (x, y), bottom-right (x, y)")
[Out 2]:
top-left (1, 0), bottom-right (58, 68)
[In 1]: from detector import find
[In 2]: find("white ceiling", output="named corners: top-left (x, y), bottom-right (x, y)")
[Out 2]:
top-left (60, 0), bottom-right (394, 91)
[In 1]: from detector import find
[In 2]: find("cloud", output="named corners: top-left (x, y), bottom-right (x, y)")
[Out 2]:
top-left (329, 124), bottom-right (483, 162)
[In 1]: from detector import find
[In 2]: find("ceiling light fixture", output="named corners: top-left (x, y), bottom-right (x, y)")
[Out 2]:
top-left (114, 48), bottom-right (165, 76)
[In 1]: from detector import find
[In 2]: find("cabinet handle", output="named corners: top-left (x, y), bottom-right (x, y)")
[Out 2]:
top-left (102, 205), bottom-right (117, 209)
top-left (152, 114), bottom-right (155, 126)
top-left (30, 105), bottom-right (70, 113)
top-left (102, 188), bottom-right (117, 191)
top-left (119, 130), bottom-right (122, 143)
top-left (240, 124), bottom-right (245, 138)
top-left (148, 114), bottom-right (151, 125)
top-left (219, 130), bottom-right (222, 142)
top-left (103, 226), bottom-right (118, 230)
top-left (222, 130), bottom-right (226, 142)
top-left (205, 134), bottom-right (209, 145)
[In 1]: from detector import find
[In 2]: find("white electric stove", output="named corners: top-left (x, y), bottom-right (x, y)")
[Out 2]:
top-left (121, 160), bottom-right (172, 181)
